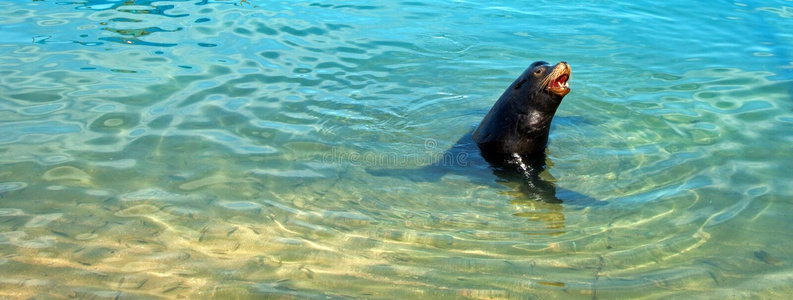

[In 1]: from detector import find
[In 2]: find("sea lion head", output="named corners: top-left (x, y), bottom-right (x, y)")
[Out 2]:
top-left (513, 61), bottom-right (571, 102)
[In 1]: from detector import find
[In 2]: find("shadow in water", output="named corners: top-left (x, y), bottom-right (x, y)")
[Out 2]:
top-left (367, 132), bottom-right (604, 209)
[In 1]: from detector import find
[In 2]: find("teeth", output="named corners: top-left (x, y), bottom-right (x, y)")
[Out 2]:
top-left (549, 78), bottom-right (569, 89)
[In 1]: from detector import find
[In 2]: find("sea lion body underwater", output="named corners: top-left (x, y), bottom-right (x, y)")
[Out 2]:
top-left (473, 61), bottom-right (571, 162)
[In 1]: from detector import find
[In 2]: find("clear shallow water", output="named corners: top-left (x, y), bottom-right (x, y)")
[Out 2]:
top-left (1, 0), bottom-right (792, 298)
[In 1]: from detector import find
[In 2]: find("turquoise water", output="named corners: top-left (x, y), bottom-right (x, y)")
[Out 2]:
top-left (1, 0), bottom-right (792, 298)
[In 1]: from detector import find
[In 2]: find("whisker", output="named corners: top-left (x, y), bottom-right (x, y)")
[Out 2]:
top-left (541, 64), bottom-right (568, 87)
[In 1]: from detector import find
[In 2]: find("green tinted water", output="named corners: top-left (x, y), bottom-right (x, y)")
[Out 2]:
top-left (1, 0), bottom-right (792, 298)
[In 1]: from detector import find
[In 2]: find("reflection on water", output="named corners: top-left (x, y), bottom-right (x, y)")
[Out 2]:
top-left (366, 132), bottom-right (580, 233)
top-left (1, 0), bottom-right (793, 298)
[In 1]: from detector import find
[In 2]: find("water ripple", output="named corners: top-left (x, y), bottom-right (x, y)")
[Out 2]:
top-left (0, 0), bottom-right (792, 298)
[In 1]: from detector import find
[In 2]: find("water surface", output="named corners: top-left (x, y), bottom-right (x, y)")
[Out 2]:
top-left (1, 0), bottom-right (792, 298)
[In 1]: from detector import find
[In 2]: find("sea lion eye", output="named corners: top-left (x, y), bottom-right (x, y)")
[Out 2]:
top-left (534, 68), bottom-right (544, 75)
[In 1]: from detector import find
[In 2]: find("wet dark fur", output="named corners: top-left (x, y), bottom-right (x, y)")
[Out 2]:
top-left (474, 61), bottom-right (568, 161)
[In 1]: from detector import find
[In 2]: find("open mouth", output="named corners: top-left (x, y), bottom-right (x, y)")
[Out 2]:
top-left (549, 74), bottom-right (569, 89)
top-left (545, 63), bottom-right (571, 96)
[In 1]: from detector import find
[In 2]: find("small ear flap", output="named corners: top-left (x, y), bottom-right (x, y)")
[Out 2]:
top-left (513, 79), bottom-right (526, 90)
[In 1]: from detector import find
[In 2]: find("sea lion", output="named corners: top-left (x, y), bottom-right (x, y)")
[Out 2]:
top-left (473, 61), bottom-right (571, 161)
top-left (367, 60), bottom-right (589, 204)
